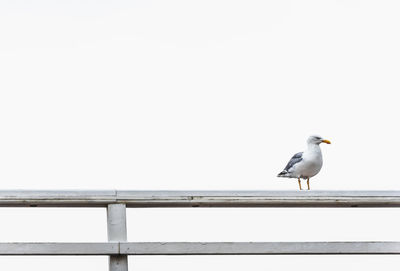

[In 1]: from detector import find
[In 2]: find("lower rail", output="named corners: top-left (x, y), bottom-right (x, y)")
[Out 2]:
top-left (1, 242), bottom-right (400, 255)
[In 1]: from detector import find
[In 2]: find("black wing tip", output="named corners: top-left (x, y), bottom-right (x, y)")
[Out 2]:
top-left (277, 171), bottom-right (287, 177)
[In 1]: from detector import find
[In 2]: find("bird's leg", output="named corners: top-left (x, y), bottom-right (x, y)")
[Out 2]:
top-left (298, 178), bottom-right (302, 190)
top-left (307, 178), bottom-right (310, 190)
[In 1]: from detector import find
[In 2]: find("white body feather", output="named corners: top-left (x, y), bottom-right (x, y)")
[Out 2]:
top-left (289, 144), bottom-right (323, 179)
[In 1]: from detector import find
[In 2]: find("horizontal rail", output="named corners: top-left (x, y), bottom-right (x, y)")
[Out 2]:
top-left (0, 243), bottom-right (118, 255)
top-left (121, 242), bottom-right (400, 255)
top-left (1, 190), bottom-right (400, 207)
top-left (2, 242), bottom-right (400, 255)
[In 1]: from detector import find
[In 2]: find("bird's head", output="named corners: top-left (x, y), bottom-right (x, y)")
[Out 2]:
top-left (307, 135), bottom-right (331, 145)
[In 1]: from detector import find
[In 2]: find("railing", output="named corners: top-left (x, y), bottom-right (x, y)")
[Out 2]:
top-left (1, 190), bottom-right (400, 271)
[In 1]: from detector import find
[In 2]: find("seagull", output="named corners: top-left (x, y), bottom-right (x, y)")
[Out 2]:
top-left (277, 135), bottom-right (331, 190)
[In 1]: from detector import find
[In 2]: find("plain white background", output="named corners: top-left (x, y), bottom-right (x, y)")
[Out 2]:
top-left (1, 0), bottom-right (400, 270)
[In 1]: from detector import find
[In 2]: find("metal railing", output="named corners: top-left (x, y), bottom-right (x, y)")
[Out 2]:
top-left (1, 190), bottom-right (400, 271)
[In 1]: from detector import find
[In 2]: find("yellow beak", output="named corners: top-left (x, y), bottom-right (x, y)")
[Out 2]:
top-left (322, 139), bottom-right (331, 144)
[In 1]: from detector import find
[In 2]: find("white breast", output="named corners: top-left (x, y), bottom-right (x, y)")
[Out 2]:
top-left (292, 145), bottom-right (323, 179)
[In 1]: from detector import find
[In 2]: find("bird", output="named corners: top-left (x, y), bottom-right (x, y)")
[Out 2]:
top-left (277, 135), bottom-right (331, 190)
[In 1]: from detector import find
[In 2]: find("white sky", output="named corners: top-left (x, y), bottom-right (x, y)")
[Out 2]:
top-left (1, 0), bottom-right (400, 270)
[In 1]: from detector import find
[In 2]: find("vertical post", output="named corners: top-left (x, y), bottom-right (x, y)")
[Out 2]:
top-left (107, 203), bottom-right (128, 271)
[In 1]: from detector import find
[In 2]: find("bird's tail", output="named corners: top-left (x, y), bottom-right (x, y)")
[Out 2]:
top-left (277, 170), bottom-right (288, 177)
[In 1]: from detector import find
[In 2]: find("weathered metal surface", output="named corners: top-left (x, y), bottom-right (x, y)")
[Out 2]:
top-left (107, 204), bottom-right (127, 241)
top-left (120, 242), bottom-right (400, 255)
top-left (1, 242), bottom-right (400, 255)
top-left (1, 190), bottom-right (400, 207)
top-left (0, 190), bottom-right (116, 207)
top-left (117, 190), bottom-right (400, 207)
top-left (0, 243), bottom-right (118, 255)
top-left (2, 242), bottom-right (399, 255)
top-left (107, 204), bottom-right (128, 271)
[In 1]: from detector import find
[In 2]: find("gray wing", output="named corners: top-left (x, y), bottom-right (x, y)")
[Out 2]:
top-left (283, 152), bottom-right (303, 172)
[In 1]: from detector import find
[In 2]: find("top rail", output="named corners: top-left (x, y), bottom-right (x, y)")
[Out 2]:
top-left (1, 190), bottom-right (400, 207)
